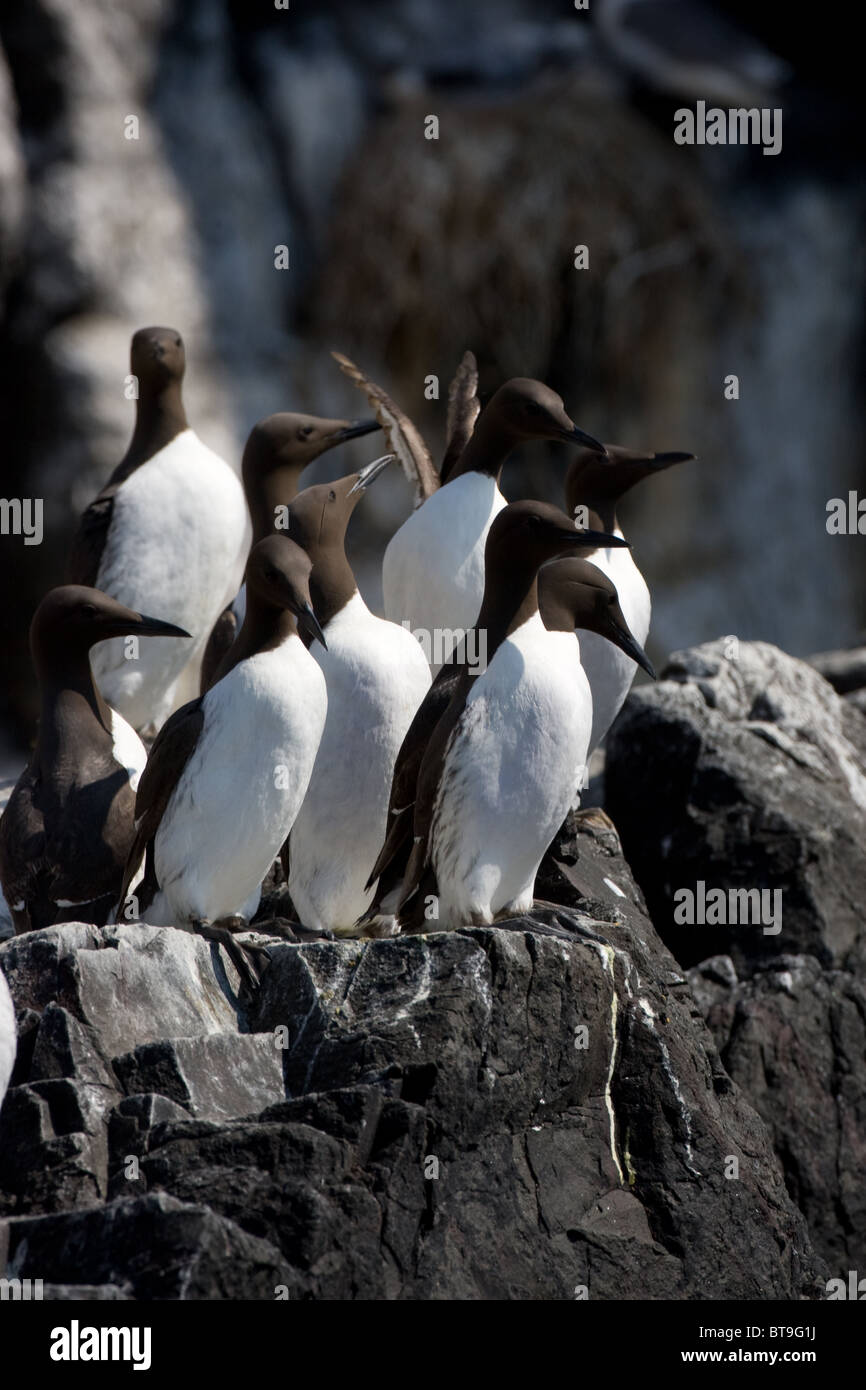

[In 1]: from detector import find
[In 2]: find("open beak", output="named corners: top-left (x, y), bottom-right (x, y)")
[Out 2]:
top-left (561, 425), bottom-right (608, 456)
top-left (607, 617), bottom-right (655, 678)
top-left (295, 601), bottom-right (327, 650)
top-left (333, 419), bottom-right (381, 445)
top-left (129, 611), bottom-right (191, 639)
top-left (348, 453), bottom-right (394, 495)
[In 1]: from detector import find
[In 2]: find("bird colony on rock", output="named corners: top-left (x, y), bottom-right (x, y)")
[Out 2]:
top-left (0, 327), bottom-right (694, 997)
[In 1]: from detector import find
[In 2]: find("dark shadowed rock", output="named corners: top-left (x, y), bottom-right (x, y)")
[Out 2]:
top-left (0, 1079), bottom-right (108, 1214)
top-left (688, 952), bottom-right (866, 1276)
top-left (0, 906), bottom-right (827, 1298)
top-left (808, 645), bottom-right (866, 695)
top-left (42, 1283), bottom-right (133, 1299)
top-left (2, 1194), bottom-right (292, 1299)
top-left (606, 639), bottom-right (866, 974)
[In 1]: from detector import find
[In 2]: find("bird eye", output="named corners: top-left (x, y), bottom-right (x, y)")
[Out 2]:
top-left (81, 602), bottom-right (98, 617)
top-left (328, 489), bottom-right (337, 502)
top-left (526, 401), bottom-right (544, 417)
top-left (297, 426), bottom-right (314, 440)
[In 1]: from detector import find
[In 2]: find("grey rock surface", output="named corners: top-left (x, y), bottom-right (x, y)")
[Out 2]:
top-left (688, 953), bottom-right (866, 1277)
top-left (606, 640), bottom-right (866, 974)
top-left (0, 895), bottom-right (824, 1298)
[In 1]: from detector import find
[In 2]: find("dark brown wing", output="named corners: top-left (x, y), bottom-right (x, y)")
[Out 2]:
top-left (200, 604), bottom-right (238, 694)
top-left (439, 351), bottom-right (480, 484)
top-left (117, 697), bottom-right (205, 916)
top-left (331, 351), bottom-right (438, 507)
top-left (66, 486), bottom-right (118, 587)
top-left (364, 663), bottom-right (461, 900)
top-left (0, 763), bottom-right (41, 933)
top-left (397, 672), bottom-right (474, 916)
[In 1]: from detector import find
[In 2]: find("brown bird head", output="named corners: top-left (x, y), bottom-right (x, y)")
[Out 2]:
top-left (479, 500), bottom-right (630, 641)
top-left (566, 444), bottom-right (695, 525)
top-left (30, 585), bottom-right (190, 681)
top-left (286, 454), bottom-right (393, 558)
top-left (283, 454), bottom-right (393, 628)
top-left (244, 535), bottom-right (326, 648)
top-left (539, 557), bottom-right (655, 677)
top-left (486, 379), bottom-right (607, 450)
top-left (242, 413), bottom-right (382, 541)
top-left (129, 326), bottom-right (186, 392)
top-left (450, 379), bottom-right (606, 482)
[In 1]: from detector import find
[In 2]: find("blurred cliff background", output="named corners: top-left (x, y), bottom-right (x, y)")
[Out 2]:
top-left (0, 0), bottom-right (863, 751)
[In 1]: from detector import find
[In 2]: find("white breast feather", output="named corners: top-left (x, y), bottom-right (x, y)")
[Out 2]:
top-left (579, 538), bottom-right (651, 752)
top-left (0, 966), bottom-right (16, 1109)
top-left (144, 638), bottom-right (326, 926)
top-left (382, 473), bottom-right (507, 660)
top-left (289, 593), bottom-right (431, 932)
top-left (91, 430), bottom-right (251, 732)
top-left (430, 617), bottom-right (589, 928)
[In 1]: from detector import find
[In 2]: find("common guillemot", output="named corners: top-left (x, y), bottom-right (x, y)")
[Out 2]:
top-left (380, 380), bottom-right (606, 669)
top-left (360, 521), bottom-right (633, 932)
top-left (282, 455), bottom-right (432, 935)
top-left (377, 502), bottom-right (634, 932)
top-left (118, 536), bottom-right (328, 939)
top-left (0, 587), bottom-right (189, 934)
top-left (67, 326), bottom-right (250, 734)
top-left (199, 410), bottom-right (381, 690)
top-left (566, 443), bottom-right (693, 753)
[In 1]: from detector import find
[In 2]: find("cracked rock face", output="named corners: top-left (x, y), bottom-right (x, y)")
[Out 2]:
top-left (0, 875), bottom-right (824, 1298)
top-left (689, 953), bottom-right (866, 1278)
top-left (606, 639), bottom-right (866, 974)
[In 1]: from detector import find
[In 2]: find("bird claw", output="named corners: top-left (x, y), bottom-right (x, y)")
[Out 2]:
top-left (191, 918), bottom-right (271, 994)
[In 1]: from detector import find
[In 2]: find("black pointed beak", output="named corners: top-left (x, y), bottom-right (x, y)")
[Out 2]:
top-left (333, 419), bottom-right (381, 445)
top-left (132, 612), bottom-right (191, 639)
top-left (561, 425), bottom-right (608, 456)
top-left (296, 601), bottom-right (327, 650)
top-left (348, 453), bottom-right (394, 495)
top-left (560, 527), bottom-right (631, 550)
top-left (646, 451), bottom-right (695, 469)
top-left (607, 619), bottom-right (655, 678)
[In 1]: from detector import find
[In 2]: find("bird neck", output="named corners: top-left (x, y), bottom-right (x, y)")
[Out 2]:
top-left (116, 381), bottom-right (188, 481)
top-left (306, 543), bottom-right (358, 632)
top-left (537, 580), bottom-right (575, 634)
top-left (476, 565), bottom-right (541, 649)
top-left (447, 414), bottom-right (514, 483)
top-left (213, 601), bottom-right (299, 682)
top-left (36, 657), bottom-right (114, 778)
top-left (247, 468), bottom-right (305, 545)
top-left (571, 497), bottom-right (618, 540)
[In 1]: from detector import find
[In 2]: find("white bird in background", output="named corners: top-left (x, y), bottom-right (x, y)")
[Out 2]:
top-left (68, 326), bottom-right (250, 736)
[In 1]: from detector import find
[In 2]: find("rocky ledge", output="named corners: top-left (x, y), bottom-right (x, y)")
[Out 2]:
top-left (1, 637), bottom-right (864, 1299)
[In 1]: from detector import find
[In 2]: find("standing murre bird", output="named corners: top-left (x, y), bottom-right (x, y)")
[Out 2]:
top-left (393, 502), bottom-right (639, 933)
top-left (566, 443), bottom-right (693, 753)
top-left (200, 410), bottom-right (381, 690)
top-left (381, 379), bottom-right (607, 669)
top-left (67, 326), bottom-right (251, 735)
top-left (0, 963), bottom-right (14, 1110)
top-left (0, 587), bottom-right (190, 934)
top-left (117, 536), bottom-right (328, 935)
top-left (360, 517), bottom-right (631, 933)
top-left (538, 556), bottom-right (655, 796)
top-left (283, 455), bottom-right (432, 935)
